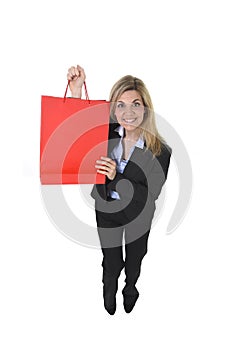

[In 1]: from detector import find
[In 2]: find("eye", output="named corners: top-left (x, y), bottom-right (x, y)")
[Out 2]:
top-left (116, 102), bottom-right (124, 108)
top-left (133, 102), bottom-right (141, 107)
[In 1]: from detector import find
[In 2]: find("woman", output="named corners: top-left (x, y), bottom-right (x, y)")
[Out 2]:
top-left (67, 65), bottom-right (172, 315)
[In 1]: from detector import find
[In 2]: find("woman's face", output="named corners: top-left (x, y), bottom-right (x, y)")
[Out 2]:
top-left (114, 90), bottom-right (145, 132)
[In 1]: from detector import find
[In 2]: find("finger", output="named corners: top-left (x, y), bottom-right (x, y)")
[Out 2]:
top-left (71, 66), bottom-right (77, 76)
top-left (67, 72), bottom-right (76, 80)
top-left (96, 160), bottom-right (111, 166)
top-left (67, 67), bottom-right (78, 80)
top-left (68, 66), bottom-right (75, 75)
top-left (77, 65), bottom-right (83, 72)
top-left (97, 169), bottom-right (115, 180)
top-left (95, 164), bottom-right (111, 171)
top-left (74, 66), bottom-right (80, 77)
top-left (77, 65), bottom-right (86, 80)
top-left (96, 160), bottom-right (115, 170)
top-left (100, 157), bottom-right (116, 167)
top-left (100, 156), bottom-right (111, 162)
top-left (67, 67), bottom-right (74, 80)
top-left (100, 156), bottom-right (116, 164)
top-left (68, 67), bottom-right (77, 80)
top-left (96, 170), bottom-right (108, 175)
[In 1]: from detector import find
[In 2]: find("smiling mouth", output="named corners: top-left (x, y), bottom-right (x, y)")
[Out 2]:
top-left (123, 118), bottom-right (137, 123)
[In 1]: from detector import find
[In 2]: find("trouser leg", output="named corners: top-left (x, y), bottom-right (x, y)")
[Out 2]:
top-left (100, 244), bottom-right (125, 306)
top-left (95, 208), bottom-right (125, 307)
top-left (123, 230), bottom-right (150, 297)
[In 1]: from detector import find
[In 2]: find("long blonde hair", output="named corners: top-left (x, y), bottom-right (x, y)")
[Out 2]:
top-left (109, 75), bottom-right (165, 156)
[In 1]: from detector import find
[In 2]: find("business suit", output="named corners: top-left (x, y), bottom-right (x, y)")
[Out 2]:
top-left (91, 118), bottom-right (172, 312)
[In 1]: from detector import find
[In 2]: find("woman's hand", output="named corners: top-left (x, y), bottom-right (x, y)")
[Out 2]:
top-left (67, 65), bottom-right (86, 98)
top-left (95, 157), bottom-right (116, 180)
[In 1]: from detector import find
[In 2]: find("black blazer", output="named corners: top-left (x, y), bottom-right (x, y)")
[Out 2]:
top-left (91, 119), bottom-right (172, 230)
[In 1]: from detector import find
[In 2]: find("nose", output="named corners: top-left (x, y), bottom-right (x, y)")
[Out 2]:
top-left (124, 104), bottom-right (134, 114)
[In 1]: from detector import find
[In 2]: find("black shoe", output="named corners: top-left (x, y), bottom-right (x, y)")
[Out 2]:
top-left (103, 277), bottom-right (118, 315)
top-left (104, 299), bottom-right (116, 315)
top-left (105, 303), bottom-right (116, 315)
top-left (123, 294), bottom-right (139, 313)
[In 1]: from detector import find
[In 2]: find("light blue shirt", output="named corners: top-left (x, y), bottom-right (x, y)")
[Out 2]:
top-left (109, 125), bottom-right (144, 200)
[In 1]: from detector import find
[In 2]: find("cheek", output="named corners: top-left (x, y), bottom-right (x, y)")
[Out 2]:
top-left (137, 109), bottom-right (145, 123)
top-left (115, 115), bottom-right (121, 124)
top-left (114, 110), bottom-right (122, 123)
top-left (137, 116), bottom-right (144, 127)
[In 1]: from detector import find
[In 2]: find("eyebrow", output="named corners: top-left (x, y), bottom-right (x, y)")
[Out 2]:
top-left (117, 99), bottom-right (141, 103)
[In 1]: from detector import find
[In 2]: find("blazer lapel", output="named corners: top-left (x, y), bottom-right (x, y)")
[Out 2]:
top-left (107, 123), bottom-right (121, 156)
top-left (124, 146), bottom-right (152, 178)
top-left (107, 121), bottom-right (154, 178)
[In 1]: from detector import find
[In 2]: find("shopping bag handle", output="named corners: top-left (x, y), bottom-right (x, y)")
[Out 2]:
top-left (63, 80), bottom-right (90, 103)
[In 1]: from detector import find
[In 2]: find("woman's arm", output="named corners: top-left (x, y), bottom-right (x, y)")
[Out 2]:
top-left (67, 65), bottom-right (86, 98)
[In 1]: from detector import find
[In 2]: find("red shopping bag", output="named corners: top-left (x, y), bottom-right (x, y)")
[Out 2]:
top-left (40, 81), bottom-right (110, 184)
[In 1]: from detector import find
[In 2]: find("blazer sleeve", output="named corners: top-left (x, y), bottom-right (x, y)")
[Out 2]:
top-left (106, 144), bottom-right (172, 203)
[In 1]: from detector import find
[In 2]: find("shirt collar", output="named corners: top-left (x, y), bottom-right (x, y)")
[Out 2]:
top-left (114, 125), bottom-right (144, 149)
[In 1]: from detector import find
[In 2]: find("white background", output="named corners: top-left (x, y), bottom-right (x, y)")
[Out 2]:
top-left (1, 0), bottom-right (233, 349)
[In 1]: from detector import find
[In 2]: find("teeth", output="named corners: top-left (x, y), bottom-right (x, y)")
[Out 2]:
top-left (124, 119), bottom-right (136, 123)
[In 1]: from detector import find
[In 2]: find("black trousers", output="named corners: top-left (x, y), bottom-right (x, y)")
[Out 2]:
top-left (95, 201), bottom-right (150, 303)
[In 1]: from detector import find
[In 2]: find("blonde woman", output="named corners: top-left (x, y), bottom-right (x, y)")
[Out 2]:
top-left (67, 65), bottom-right (172, 315)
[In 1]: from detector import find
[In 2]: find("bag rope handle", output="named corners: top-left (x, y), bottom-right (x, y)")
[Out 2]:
top-left (63, 80), bottom-right (90, 103)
